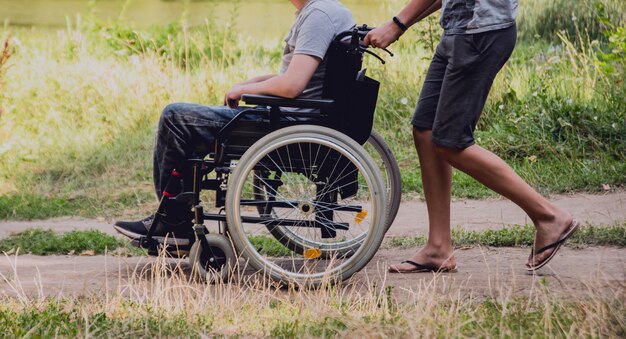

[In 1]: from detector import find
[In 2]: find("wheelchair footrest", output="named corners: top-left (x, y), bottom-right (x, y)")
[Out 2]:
top-left (133, 236), bottom-right (160, 256)
top-left (132, 236), bottom-right (193, 258)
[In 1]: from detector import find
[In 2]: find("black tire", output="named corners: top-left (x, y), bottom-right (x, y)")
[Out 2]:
top-left (364, 130), bottom-right (402, 232)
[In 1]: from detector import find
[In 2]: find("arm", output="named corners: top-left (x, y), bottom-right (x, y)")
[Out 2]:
top-left (223, 74), bottom-right (276, 105)
top-left (399, 0), bottom-right (442, 27)
top-left (239, 74), bottom-right (277, 85)
top-left (364, 0), bottom-right (442, 49)
top-left (224, 54), bottom-right (320, 108)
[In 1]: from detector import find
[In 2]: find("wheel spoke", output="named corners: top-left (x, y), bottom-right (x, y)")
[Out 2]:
top-left (226, 126), bottom-right (387, 285)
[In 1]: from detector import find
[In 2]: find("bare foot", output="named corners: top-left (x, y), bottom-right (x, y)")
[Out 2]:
top-left (527, 209), bottom-right (575, 268)
top-left (389, 245), bottom-right (457, 273)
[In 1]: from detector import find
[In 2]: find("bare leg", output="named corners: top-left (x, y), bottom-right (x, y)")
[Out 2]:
top-left (434, 144), bottom-right (574, 267)
top-left (390, 128), bottom-right (457, 271)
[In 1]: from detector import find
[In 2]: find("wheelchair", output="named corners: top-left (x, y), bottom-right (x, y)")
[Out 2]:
top-left (137, 25), bottom-right (402, 286)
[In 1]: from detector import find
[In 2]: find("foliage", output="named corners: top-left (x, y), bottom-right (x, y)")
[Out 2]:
top-left (0, 35), bottom-right (13, 123)
top-left (0, 0), bottom-right (624, 219)
top-left (0, 228), bottom-right (143, 255)
top-left (248, 235), bottom-right (292, 257)
top-left (518, 0), bottom-right (626, 43)
top-left (0, 37), bottom-right (11, 90)
top-left (596, 13), bottom-right (626, 79)
top-left (0, 286), bottom-right (623, 337)
top-left (0, 301), bottom-right (198, 337)
top-left (385, 223), bottom-right (626, 249)
top-left (3, 222), bottom-right (623, 258)
top-left (91, 20), bottom-right (245, 70)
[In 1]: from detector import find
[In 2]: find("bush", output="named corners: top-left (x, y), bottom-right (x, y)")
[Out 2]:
top-left (518, 0), bottom-right (626, 43)
top-left (0, 229), bottom-right (121, 255)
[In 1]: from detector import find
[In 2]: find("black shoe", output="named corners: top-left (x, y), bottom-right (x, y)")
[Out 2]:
top-left (114, 214), bottom-right (193, 246)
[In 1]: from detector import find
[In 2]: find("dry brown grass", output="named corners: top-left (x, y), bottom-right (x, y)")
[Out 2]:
top-left (0, 35), bottom-right (13, 120)
top-left (0, 36), bottom-right (10, 76)
top-left (1, 249), bottom-right (624, 337)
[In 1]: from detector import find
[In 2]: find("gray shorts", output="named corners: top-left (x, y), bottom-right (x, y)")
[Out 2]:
top-left (411, 25), bottom-right (517, 149)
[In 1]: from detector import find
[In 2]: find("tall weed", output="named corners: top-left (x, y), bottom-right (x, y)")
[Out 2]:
top-left (0, 252), bottom-right (624, 337)
top-left (518, 0), bottom-right (626, 43)
top-left (0, 35), bottom-right (13, 123)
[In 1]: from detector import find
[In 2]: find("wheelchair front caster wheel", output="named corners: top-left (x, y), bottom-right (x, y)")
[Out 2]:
top-left (189, 234), bottom-right (236, 283)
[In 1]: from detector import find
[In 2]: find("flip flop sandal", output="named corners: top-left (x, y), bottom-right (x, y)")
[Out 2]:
top-left (526, 219), bottom-right (580, 271)
top-left (388, 260), bottom-right (457, 273)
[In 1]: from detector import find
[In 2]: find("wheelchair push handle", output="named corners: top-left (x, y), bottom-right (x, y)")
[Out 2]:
top-left (334, 24), bottom-right (394, 64)
top-left (334, 24), bottom-right (372, 42)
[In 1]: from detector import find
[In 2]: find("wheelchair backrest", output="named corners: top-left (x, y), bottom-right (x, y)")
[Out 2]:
top-left (322, 27), bottom-right (380, 145)
top-left (217, 26), bottom-right (382, 162)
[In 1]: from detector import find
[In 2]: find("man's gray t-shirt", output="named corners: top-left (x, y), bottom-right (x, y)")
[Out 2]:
top-left (280, 0), bottom-right (355, 101)
top-left (440, 0), bottom-right (517, 34)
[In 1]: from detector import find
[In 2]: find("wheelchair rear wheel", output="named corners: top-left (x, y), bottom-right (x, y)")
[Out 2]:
top-left (253, 129), bottom-right (401, 256)
top-left (226, 125), bottom-right (386, 285)
top-left (363, 130), bottom-right (402, 232)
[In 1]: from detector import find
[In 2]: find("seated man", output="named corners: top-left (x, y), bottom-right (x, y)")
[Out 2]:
top-left (114, 0), bottom-right (356, 245)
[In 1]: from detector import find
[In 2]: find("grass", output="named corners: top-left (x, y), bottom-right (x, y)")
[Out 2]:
top-left (248, 235), bottom-right (293, 257)
top-left (0, 228), bottom-right (144, 256)
top-left (0, 229), bottom-right (294, 257)
top-left (386, 222), bottom-right (626, 249)
top-left (2, 223), bottom-right (624, 257)
top-left (0, 296), bottom-right (623, 337)
top-left (0, 0), bottom-right (624, 219)
top-left (0, 252), bottom-right (624, 337)
top-left (518, 0), bottom-right (626, 43)
top-left (0, 2), bottom-right (623, 335)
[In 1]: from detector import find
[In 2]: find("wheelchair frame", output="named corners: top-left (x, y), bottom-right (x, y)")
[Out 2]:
top-left (137, 25), bottom-right (400, 285)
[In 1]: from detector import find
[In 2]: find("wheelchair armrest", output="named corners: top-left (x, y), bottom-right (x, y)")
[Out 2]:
top-left (242, 94), bottom-right (335, 109)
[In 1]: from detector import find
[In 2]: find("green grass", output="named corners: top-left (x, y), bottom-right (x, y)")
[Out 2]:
top-left (0, 228), bottom-right (144, 256)
top-left (386, 223), bottom-right (626, 249)
top-left (0, 191), bottom-right (154, 220)
top-left (0, 301), bottom-right (200, 338)
top-left (518, 0), bottom-right (626, 43)
top-left (0, 0), bottom-right (624, 219)
top-left (0, 294), bottom-right (623, 337)
top-left (404, 155), bottom-right (626, 199)
top-left (248, 235), bottom-right (293, 257)
top-left (0, 228), bottom-right (297, 257)
top-left (249, 223), bottom-right (626, 256)
top-left (2, 224), bottom-right (623, 257)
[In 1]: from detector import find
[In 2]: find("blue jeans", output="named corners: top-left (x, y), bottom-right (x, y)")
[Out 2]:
top-left (153, 103), bottom-right (265, 200)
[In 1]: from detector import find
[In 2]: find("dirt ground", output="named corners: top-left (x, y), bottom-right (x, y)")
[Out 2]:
top-left (0, 191), bottom-right (624, 298)
top-left (1, 247), bottom-right (624, 299)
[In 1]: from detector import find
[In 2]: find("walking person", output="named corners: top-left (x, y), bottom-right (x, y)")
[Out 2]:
top-left (364, 0), bottom-right (578, 272)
